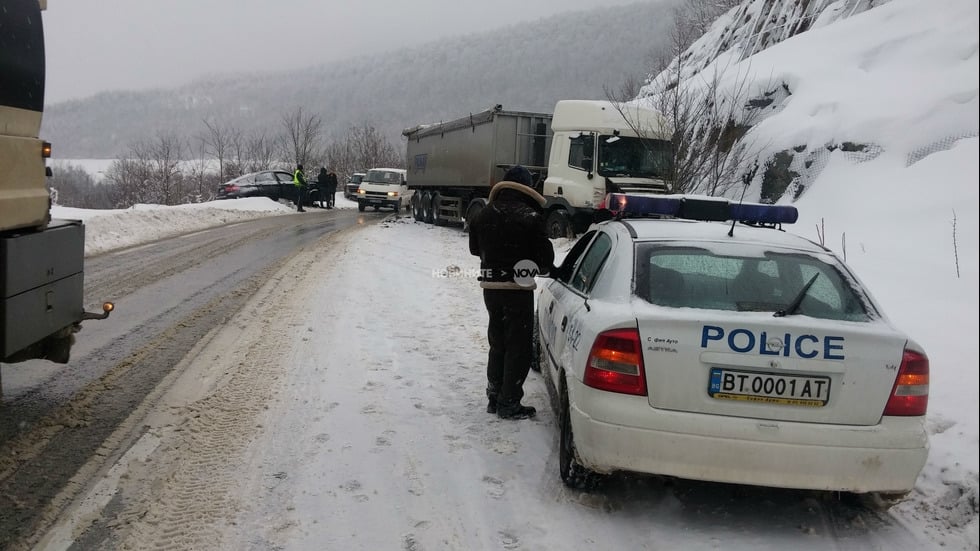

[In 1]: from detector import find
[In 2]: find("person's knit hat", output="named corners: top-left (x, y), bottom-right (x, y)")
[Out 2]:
top-left (503, 165), bottom-right (533, 187)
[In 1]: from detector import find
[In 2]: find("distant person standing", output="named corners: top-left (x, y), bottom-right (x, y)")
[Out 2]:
top-left (293, 164), bottom-right (307, 212)
top-left (317, 167), bottom-right (329, 208)
top-left (325, 170), bottom-right (339, 209)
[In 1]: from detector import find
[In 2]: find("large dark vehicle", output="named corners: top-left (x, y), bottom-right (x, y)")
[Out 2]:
top-left (344, 172), bottom-right (366, 200)
top-left (403, 101), bottom-right (672, 237)
top-left (1, 0), bottom-right (112, 365)
top-left (216, 170), bottom-right (321, 207)
top-left (216, 170), bottom-right (297, 201)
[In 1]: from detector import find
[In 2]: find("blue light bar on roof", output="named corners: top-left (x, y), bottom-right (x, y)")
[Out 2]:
top-left (605, 193), bottom-right (797, 225)
top-left (729, 202), bottom-right (799, 224)
top-left (607, 193), bottom-right (682, 216)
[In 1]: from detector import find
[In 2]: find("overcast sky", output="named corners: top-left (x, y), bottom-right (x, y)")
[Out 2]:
top-left (42, 0), bottom-right (651, 104)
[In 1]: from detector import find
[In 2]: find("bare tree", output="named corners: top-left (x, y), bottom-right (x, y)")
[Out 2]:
top-left (186, 135), bottom-right (214, 202)
top-left (202, 118), bottom-right (236, 182)
top-left (49, 163), bottom-right (111, 208)
top-left (146, 132), bottom-right (185, 205)
top-left (673, 0), bottom-right (741, 50)
top-left (324, 123), bottom-right (404, 178)
top-left (242, 129), bottom-right (279, 174)
top-left (278, 107), bottom-right (323, 169)
top-left (104, 132), bottom-right (186, 207)
top-left (624, 15), bottom-right (768, 197)
top-left (103, 143), bottom-right (154, 207)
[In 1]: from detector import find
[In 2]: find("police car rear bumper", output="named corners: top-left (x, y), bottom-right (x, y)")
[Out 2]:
top-left (568, 378), bottom-right (928, 493)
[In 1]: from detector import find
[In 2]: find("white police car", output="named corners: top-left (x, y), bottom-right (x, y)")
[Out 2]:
top-left (536, 194), bottom-right (929, 505)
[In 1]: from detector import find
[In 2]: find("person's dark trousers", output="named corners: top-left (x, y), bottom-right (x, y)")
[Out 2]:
top-left (483, 289), bottom-right (534, 410)
top-left (296, 186), bottom-right (306, 211)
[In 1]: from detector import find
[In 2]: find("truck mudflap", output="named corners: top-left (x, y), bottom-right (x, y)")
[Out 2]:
top-left (1, 220), bottom-right (112, 363)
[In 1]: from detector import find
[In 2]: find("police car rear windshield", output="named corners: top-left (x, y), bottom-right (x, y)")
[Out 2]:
top-left (634, 245), bottom-right (875, 322)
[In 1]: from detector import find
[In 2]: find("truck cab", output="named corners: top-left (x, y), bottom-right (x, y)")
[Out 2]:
top-left (542, 100), bottom-right (673, 236)
top-left (2, 0), bottom-right (111, 364)
top-left (357, 168), bottom-right (412, 213)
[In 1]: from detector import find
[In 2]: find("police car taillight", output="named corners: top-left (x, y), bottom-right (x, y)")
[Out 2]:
top-left (883, 349), bottom-right (929, 416)
top-left (584, 328), bottom-right (647, 396)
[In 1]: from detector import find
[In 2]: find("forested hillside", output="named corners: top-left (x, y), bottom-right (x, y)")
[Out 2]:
top-left (43, 0), bottom-right (680, 159)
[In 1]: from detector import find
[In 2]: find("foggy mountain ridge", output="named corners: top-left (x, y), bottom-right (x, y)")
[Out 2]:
top-left (42, 0), bottom-right (681, 159)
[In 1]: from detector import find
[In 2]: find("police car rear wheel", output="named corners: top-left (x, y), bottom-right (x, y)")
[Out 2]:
top-left (530, 321), bottom-right (541, 373)
top-left (559, 378), bottom-right (601, 490)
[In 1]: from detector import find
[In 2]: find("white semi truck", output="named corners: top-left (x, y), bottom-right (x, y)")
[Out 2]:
top-left (1, 0), bottom-right (112, 365)
top-left (402, 100), bottom-right (674, 237)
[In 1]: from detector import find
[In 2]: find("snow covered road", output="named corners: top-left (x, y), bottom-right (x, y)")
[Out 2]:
top-left (29, 213), bottom-right (958, 551)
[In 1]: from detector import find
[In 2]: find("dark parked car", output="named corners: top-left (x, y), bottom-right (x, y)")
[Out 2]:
top-left (344, 172), bottom-right (366, 200)
top-left (216, 170), bottom-right (311, 205)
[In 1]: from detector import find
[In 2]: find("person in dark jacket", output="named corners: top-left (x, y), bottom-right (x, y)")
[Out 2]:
top-left (325, 170), bottom-right (339, 208)
top-left (468, 165), bottom-right (555, 420)
top-left (317, 167), bottom-right (329, 208)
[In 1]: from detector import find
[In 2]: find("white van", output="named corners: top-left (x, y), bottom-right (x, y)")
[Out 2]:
top-left (357, 168), bottom-right (413, 213)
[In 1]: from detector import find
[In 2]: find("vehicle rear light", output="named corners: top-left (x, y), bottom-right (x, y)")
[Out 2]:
top-left (883, 348), bottom-right (929, 416)
top-left (226, 185), bottom-right (239, 192)
top-left (584, 328), bottom-right (647, 396)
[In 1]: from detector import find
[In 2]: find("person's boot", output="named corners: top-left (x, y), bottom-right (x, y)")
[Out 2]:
top-left (496, 402), bottom-right (536, 420)
top-left (486, 395), bottom-right (497, 414)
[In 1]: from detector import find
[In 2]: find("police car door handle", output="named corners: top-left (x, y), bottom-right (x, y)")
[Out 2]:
top-left (560, 316), bottom-right (567, 331)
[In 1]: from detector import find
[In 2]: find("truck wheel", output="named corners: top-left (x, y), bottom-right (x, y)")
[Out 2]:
top-left (421, 192), bottom-right (435, 224)
top-left (357, 201), bottom-right (366, 212)
top-left (546, 209), bottom-right (574, 239)
top-left (411, 194), bottom-right (423, 221)
top-left (431, 192), bottom-right (446, 226)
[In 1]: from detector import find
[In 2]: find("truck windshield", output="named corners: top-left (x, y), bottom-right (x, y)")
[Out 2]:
top-left (597, 136), bottom-right (672, 179)
top-left (365, 170), bottom-right (402, 184)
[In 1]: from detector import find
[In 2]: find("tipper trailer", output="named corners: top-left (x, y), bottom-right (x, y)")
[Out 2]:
top-left (403, 100), bottom-right (674, 237)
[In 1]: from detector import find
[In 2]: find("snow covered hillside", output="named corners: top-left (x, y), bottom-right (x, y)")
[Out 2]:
top-left (638, 0), bottom-right (978, 545)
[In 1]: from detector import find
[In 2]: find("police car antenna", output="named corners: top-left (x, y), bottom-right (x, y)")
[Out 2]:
top-left (729, 161), bottom-right (759, 237)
